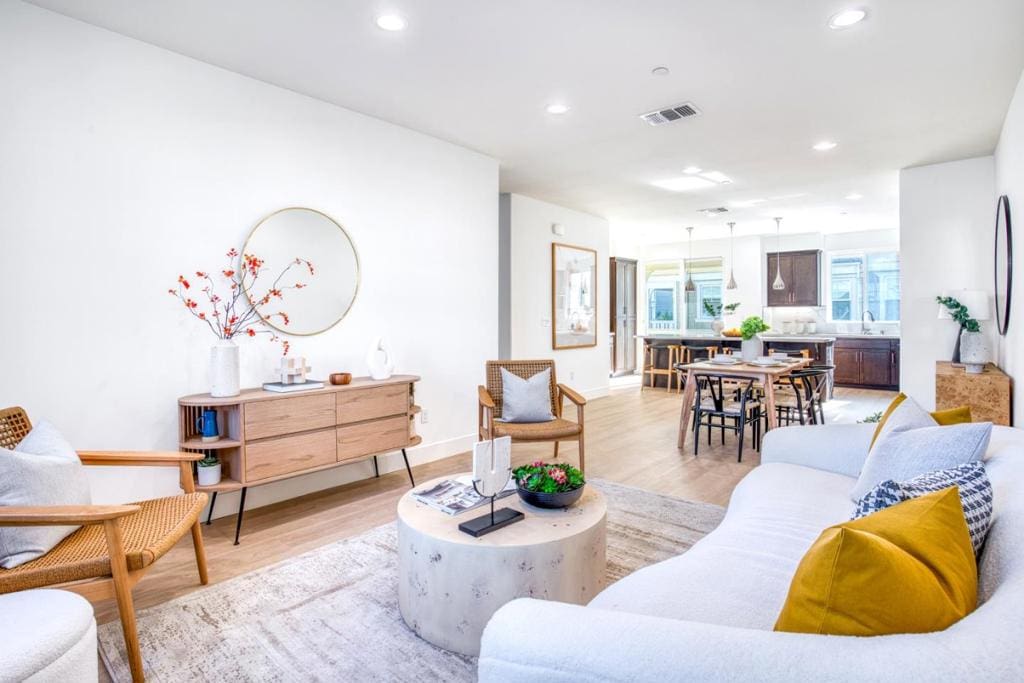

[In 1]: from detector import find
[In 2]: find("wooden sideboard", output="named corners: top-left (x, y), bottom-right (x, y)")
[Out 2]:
top-left (179, 374), bottom-right (420, 543)
top-left (935, 362), bottom-right (1012, 427)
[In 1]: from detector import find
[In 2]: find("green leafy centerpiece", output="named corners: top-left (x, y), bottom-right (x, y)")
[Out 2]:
top-left (513, 461), bottom-right (586, 509)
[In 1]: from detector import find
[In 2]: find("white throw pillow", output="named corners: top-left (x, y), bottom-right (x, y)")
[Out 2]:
top-left (850, 398), bottom-right (991, 501)
top-left (0, 421), bottom-right (92, 569)
top-left (498, 368), bottom-right (555, 423)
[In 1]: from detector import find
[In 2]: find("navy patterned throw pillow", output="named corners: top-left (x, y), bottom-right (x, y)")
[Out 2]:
top-left (853, 462), bottom-right (994, 553)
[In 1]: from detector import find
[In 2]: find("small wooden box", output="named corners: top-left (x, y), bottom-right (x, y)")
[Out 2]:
top-left (935, 361), bottom-right (1013, 426)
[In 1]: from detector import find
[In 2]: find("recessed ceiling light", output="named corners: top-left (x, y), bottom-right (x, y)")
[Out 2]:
top-left (651, 66), bottom-right (671, 77)
top-left (545, 103), bottom-right (571, 115)
top-left (845, 193), bottom-right (863, 200)
top-left (683, 166), bottom-right (702, 175)
top-left (376, 14), bottom-right (407, 31)
top-left (828, 9), bottom-right (867, 30)
top-left (699, 170), bottom-right (732, 184)
top-left (813, 140), bottom-right (838, 151)
top-left (651, 176), bottom-right (716, 192)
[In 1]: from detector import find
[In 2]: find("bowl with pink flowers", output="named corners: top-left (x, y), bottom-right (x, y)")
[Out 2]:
top-left (512, 461), bottom-right (586, 509)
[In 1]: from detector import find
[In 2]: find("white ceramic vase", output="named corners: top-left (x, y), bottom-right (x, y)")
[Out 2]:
top-left (210, 339), bottom-right (240, 397)
top-left (197, 461), bottom-right (222, 487)
top-left (366, 336), bottom-right (395, 380)
top-left (741, 338), bottom-right (762, 362)
top-left (711, 318), bottom-right (725, 335)
top-left (960, 330), bottom-right (989, 374)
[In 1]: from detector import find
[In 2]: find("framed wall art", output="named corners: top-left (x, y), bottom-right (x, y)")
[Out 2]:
top-left (552, 242), bottom-right (598, 349)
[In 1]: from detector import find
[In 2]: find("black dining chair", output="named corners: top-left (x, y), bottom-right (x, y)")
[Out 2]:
top-left (692, 373), bottom-right (762, 462)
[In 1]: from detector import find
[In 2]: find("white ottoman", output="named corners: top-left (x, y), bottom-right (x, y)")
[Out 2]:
top-left (0, 589), bottom-right (97, 682)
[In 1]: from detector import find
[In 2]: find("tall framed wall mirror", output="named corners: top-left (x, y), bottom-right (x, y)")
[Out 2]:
top-left (552, 242), bottom-right (598, 349)
top-left (995, 194), bottom-right (1013, 336)
top-left (244, 207), bottom-right (360, 336)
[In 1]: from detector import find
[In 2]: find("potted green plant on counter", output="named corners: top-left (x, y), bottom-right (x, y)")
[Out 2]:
top-left (704, 301), bottom-right (741, 335)
top-left (739, 316), bottom-right (770, 361)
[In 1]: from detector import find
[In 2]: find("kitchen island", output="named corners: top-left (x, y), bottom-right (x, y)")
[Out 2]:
top-left (641, 333), bottom-right (836, 392)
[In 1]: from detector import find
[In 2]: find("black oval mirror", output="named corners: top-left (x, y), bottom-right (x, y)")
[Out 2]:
top-left (994, 194), bottom-right (1012, 336)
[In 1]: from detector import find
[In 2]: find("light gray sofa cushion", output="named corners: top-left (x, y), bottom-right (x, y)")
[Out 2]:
top-left (851, 401), bottom-right (992, 501)
top-left (497, 368), bottom-right (554, 423)
top-left (0, 421), bottom-right (92, 569)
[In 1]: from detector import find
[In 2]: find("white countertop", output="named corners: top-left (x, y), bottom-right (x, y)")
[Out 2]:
top-left (642, 332), bottom-right (900, 342)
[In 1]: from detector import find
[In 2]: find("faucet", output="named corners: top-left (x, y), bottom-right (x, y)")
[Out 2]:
top-left (861, 309), bottom-right (875, 334)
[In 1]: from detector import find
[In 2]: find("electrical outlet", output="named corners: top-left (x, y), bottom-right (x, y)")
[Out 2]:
top-left (569, 371), bottom-right (575, 381)
top-left (420, 410), bottom-right (429, 424)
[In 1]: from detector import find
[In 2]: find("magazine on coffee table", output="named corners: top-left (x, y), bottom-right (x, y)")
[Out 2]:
top-left (413, 475), bottom-right (516, 515)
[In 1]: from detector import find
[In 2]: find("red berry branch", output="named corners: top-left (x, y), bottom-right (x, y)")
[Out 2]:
top-left (169, 248), bottom-right (314, 355)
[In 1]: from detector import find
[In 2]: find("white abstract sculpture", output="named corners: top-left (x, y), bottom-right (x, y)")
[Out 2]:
top-left (366, 337), bottom-right (395, 380)
top-left (279, 356), bottom-right (311, 384)
top-left (472, 436), bottom-right (513, 497)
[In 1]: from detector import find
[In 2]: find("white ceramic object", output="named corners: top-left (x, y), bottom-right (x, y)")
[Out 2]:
top-left (366, 336), bottom-right (395, 380)
top-left (472, 437), bottom-right (512, 497)
top-left (397, 477), bottom-right (607, 656)
top-left (806, 322), bottom-right (817, 333)
top-left (740, 338), bottom-right (762, 361)
top-left (960, 330), bottom-right (989, 374)
top-left (197, 461), bottom-right (221, 487)
top-left (711, 318), bottom-right (725, 335)
top-left (210, 339), bottom-right (240, 397)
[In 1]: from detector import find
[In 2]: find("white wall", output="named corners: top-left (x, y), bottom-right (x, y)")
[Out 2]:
top-left (0, 2), bottom-right (499, 516)
top-left (995, 67), bottom-right (1024, 425)
top-left (899, 157), bottom-right (996, 408)
top-left (506, 194), bottom-right (610, 398)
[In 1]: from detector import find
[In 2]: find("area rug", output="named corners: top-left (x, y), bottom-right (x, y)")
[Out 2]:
top-left (98, 479), bottom-right (725, 682)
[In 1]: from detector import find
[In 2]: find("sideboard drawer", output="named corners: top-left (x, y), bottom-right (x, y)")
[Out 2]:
top-left (245, 428), bottom-right (337, 482)
top-left (244, 394), bottom-right (336, 440)
top-left (337, 415), bottom-right (409, 462)
top-left (336, 384), bottom-right (409, 424)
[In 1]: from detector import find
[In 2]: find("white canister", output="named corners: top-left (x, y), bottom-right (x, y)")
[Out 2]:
top-left (197, 461), bottom-right (222, 487)
top-left (210, 339), bottom-right (240, 397)
top-left (741, 338), bottom-right (762, 361)
top-left (960, 330), bottom-right (989, 374)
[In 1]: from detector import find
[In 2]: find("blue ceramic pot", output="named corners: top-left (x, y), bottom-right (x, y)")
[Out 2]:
top-left (516, 484), bottom-right (585, 509)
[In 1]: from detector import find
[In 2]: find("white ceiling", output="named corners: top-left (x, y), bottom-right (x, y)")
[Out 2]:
top-left (28, 0), bottom-right (1024, 244)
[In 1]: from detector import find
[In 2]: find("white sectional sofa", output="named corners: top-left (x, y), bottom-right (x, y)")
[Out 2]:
top-left (479, 423), bottom-right (1024, 682)
top-left (0, 589), bottom-right (97, 682)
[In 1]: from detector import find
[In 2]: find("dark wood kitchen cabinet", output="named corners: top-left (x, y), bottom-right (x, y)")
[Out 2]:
top-left (833, 337), bottom-right (900, 390)
top-left (766, 250), bottom-right (821, 307)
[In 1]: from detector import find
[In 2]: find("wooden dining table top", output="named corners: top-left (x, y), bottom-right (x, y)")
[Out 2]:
top-left (678, 357), bottom-right (813, 376)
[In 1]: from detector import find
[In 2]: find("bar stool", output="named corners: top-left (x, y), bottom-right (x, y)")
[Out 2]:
top-left (643, 342), bottom-right (681, 391)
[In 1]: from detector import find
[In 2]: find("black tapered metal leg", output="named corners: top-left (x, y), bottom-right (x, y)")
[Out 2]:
top-left (373, 455), bottom-right (380, 478)
top-left (205, 491), bottom-right (217, 526)
top-left (233, 487), bottom-right (247, 546)
top-left (401, 449), bottom-right (415, 487)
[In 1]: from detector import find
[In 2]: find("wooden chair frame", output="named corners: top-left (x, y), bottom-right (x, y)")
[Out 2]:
top-left (477, 360), bottom-right (587, 473)
top-left (0, 407), bottom-right (208, 683)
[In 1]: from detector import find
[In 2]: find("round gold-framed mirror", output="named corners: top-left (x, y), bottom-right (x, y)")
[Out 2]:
top-left (243, 207), bottom-right (360, 336)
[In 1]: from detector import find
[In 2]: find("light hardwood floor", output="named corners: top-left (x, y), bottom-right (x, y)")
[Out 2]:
top-left (93, 384), bottom-right (894, 629)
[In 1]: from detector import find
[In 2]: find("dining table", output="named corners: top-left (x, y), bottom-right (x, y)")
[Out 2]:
top-left (676, 356), bottom-right (814, 448)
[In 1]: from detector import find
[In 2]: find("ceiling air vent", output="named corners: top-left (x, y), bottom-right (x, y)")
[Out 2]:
top-left (640, 102), bottom-right (701, 126)
top-left (699, 207), bottom-right (729, 215)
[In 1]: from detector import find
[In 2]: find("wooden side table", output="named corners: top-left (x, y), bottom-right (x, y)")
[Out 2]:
top-left (397, 476), bottom-right (607, 656)
top-left (935, 361), bottom-right (1013, 426)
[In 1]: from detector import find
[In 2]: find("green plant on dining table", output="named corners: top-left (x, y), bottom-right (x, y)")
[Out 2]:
top-left (703, 301), bottom-right (741, 318)
top-left (739, 316), bottom-right (770, 341)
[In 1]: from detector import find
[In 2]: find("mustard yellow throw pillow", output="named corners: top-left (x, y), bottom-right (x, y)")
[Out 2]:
top-left (774, 487), bottom-right (977, 636)
top-left (870, 393), bottom-right (972, 447)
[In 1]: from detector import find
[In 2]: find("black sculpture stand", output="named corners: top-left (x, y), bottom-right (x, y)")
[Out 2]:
top-left (458, 496), bottom-right (524, 538)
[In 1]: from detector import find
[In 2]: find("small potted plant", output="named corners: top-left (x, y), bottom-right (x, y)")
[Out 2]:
top-left (704, 301), bottom-right (741, 335)
top-left (196, 454), bottom-right (222, 487)
top-left (739, 315), bottom-right (770, 361)
top-left (512, 461), bottom-right (585, 509)
top-left (936, 295), bottom-right (988, 373)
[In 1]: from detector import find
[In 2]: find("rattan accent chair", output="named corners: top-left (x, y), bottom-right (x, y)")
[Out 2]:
top-left (478, 360), bottom-right (587, 473)
top-left (0, 406), bottom-right (210, 683)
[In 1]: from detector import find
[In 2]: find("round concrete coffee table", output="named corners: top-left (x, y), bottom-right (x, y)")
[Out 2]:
top-left (397, 475), bottom-right (607, 656)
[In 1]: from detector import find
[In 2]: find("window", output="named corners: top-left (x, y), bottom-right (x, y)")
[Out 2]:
top-left (645, 262), bottom-right (680, 331)
top-left (644, 258), bottom-right (723, 331)
top-left (827, 251), bottom-right (900, 322)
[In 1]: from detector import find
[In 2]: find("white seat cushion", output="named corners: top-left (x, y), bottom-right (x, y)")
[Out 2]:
top-left (0, 589), bottom-right (97, 682)
top-left (590, 463), bottom-right (855, 630)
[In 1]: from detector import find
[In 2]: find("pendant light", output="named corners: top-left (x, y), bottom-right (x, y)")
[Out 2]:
top-left (772, 217), bottom-right (786, 291)
top-left (684, 226), bottom-right (696, 292)
top-left (726, 222), bottom-right (738, 290)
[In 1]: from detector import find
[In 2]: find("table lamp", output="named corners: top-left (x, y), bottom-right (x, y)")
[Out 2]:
top-left (938, 289), bottom-right (992, 365)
